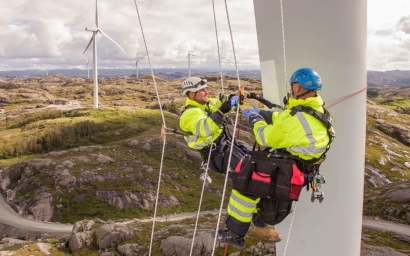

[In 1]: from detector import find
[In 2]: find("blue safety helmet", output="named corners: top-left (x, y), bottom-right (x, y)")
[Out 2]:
top-left (289, 68), bottom-right (322, 90)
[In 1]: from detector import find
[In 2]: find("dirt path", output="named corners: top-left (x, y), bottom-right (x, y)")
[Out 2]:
top-left (1, 193), bottom-right (409, 239)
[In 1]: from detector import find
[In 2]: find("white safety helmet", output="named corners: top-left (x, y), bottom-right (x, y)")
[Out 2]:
top-left (181, 77), bottom-right (207, 95)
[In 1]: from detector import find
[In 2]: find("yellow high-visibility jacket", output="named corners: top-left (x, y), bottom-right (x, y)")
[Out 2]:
top-left (179, 97), bottom-right (225, 150)
top-left (253, 94), bottom-right (335, 160)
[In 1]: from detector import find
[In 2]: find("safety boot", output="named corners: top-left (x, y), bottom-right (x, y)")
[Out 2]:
top-left (249, 222), bottom-right (282, 243)
top-left (211, 228), bottom-right (246, 249)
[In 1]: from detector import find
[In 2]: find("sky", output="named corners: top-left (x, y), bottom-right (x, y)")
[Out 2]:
top-left (0, 0), bottom-right (409, 72)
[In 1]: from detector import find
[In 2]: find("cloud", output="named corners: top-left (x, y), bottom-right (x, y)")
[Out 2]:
top-left (0, 0), bottom-right (260, 71)
top-left (1, 0), bottom-right (410, 71)
top-left (397, 16), bottom-right (410, 34)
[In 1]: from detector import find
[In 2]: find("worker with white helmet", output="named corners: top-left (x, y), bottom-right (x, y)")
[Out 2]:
top-left (179, 77), bottom-right (250, 174)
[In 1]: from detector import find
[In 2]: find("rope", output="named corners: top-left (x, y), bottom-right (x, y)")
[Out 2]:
top-left (280, 0), bottom-right (288, 95)
top-left (189, 143), bottom-right (215, 256)
top-left (211, 0), bottom-right (224, 94)
top-left (211, 0), bottom-right (243, 254)
top-left (132, 1), bottom-right (168, 255)
top-left (327, 84), bottom-right (368, 108)
top-left (189, 1), bottom-right (231, 252)
top-left (283, 202), bottom-right (297, 256)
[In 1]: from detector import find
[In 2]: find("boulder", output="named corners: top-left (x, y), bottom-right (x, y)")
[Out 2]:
top-left (95, 224), bottom-right (134, 249)
top-left (160, 233), bottom-right (222, 256)
top-left (117, 243), bottom-right (142, 256)
top-left (385, 189), bottom-right (410, 203)
top-left (28, 192), bottom-right (53, 221)
top-left (69, 231), bottom-right (93, 253)
top-left (27, 159), bottom-right (53, 171)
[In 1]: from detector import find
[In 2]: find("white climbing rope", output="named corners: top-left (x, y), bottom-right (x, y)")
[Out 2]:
top-left (280, 0), bottom-right (289, 95)
top-left (189, 143), bottom-right (215, 256)
top-left (211, 0), bottom-right (225, 95)
top-left (283, 201), bottom-right (297, 256)
top-left (279, 2), bottom-right (300, 254)
top-left (188, 1), bottom-right (229, 254)
top-left (132, 1), bottom-right (168, 255)
top-left (211, 0), bottom-right (243, 255)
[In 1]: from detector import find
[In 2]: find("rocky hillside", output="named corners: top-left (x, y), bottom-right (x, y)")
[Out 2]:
top-left (0, 74), bottom-right (409, 255)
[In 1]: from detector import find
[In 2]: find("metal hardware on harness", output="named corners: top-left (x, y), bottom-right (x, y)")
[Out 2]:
top-left (311, 172), bottom-right (325, 203)
top-left (199, 172), bottom-right (212, 184)
top-left (161, 125), bottom-right (175, 140)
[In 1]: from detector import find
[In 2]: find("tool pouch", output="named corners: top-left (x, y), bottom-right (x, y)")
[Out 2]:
top-left (230, 150), bottom-right (304, 201)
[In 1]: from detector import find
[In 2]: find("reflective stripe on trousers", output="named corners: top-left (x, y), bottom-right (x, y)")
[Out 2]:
top-left (227, 189), bottom-right (260, 223)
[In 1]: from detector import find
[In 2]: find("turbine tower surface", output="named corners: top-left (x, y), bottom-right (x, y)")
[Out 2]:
top-left (83, 0), bottom-right (126, 108)
top-left (253, 1), bottom-right (366, 255)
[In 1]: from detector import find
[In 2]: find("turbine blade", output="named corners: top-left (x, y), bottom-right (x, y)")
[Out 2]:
top-left (99, 29), bottom-right (126, 54)
top-left (83, 35), bottom-right (95, 54)
top-left (184, 40), bottom-right (190, 54)
top-left (95, 0), bottom-right (99, 27)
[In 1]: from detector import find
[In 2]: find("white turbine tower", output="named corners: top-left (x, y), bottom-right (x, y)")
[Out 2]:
top-left (85, 57), bottom-right (90, 79)
top-left (184, 41), bottom-right (197, 78)
top-left (44, 65), bottom-right (48, 77)
top-left (135, 51), bottom-right (140, 78)
top-left (83, 0), bottom-right (126, 108)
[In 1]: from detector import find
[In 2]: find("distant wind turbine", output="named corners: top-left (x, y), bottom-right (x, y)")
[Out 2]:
top-left (83, 0), bottom-right (126, 108)
top-left (184, 41), bottom-right (198, 78)
top-left (135, 51), bottom-right (141, 78)
top-left (44, 65), bottom-right (48, 77)
top-left (85, 57), bottom-right (90, 79)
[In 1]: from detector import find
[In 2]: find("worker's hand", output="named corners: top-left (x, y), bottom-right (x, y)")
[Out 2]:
top-left (252, 103), bottom-right (260, 114)
top-left (242, 109), bottom-right (257, 119)
top-left (229, 95), bottom-right (239, 108)
top-left (219, 100), bottom-right (232, 114)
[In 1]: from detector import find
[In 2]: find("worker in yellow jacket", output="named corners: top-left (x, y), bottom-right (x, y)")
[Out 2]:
top-left (214, 68), bottom-right (335, 249)
top-left (179, 77), bottom-right (250, 174)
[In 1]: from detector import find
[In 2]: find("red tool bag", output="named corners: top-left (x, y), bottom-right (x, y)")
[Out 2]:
top-left (230, 150), bottom-right (305, 201)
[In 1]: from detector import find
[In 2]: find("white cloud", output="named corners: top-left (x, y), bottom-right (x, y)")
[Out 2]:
top-left (1, 0), bottom-right (410, 71)
top-left (367, 0), bottom-right (410, 71)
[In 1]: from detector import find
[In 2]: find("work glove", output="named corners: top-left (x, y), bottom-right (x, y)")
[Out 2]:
top-left (242, 108), bottom-right (264, 127)
top-left (251, 103), bottom-right (260, 113)
top-left (229, 95), bottom-right (239, 108)
top-left (219, 100), bottom-right (232, 114)
top-left (242, 109), bottom-right (257, 119)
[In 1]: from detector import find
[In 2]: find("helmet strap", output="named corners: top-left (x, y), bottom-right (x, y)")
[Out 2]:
top-left (294, 89), bottom-right (314, 99)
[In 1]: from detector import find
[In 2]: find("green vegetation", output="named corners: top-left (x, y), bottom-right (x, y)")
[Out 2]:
top-left (362, 230), bottom-right (410, 255)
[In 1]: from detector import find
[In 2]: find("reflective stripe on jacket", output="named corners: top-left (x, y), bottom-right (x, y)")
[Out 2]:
top-left (253, 94), bottom-right (335, 160)
top-left (179, 97), bottom-right (223, 150)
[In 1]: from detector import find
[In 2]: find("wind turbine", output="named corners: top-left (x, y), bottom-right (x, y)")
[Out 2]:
top-left (135, 51), bottom-right (141, 78)
top-left (83, 0), bottom-right (126, 108)
top-left (85, 57), bottom-right (90, 79)
top-left (184, 41), bottom-right (198, 77)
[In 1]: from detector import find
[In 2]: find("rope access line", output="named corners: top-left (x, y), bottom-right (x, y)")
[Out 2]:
top-left (188, 1), bottom-right (227, 254)
top-left (211, 0), bottom-right (243, 254)
top-left (283, 202), bottom-right (297, 256)
top-left (132, 1), bottom-right (168, 255)
top-left (280, 0), bottom-right (288, 95)
top-left (211, 0), bottom-right (225, 95)
top-left (189, 143), bottom-right (215, 256)
top-left (278, 2), bottom-right (297, 254)
top-left (327, 85), bottom-right (368, 109)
